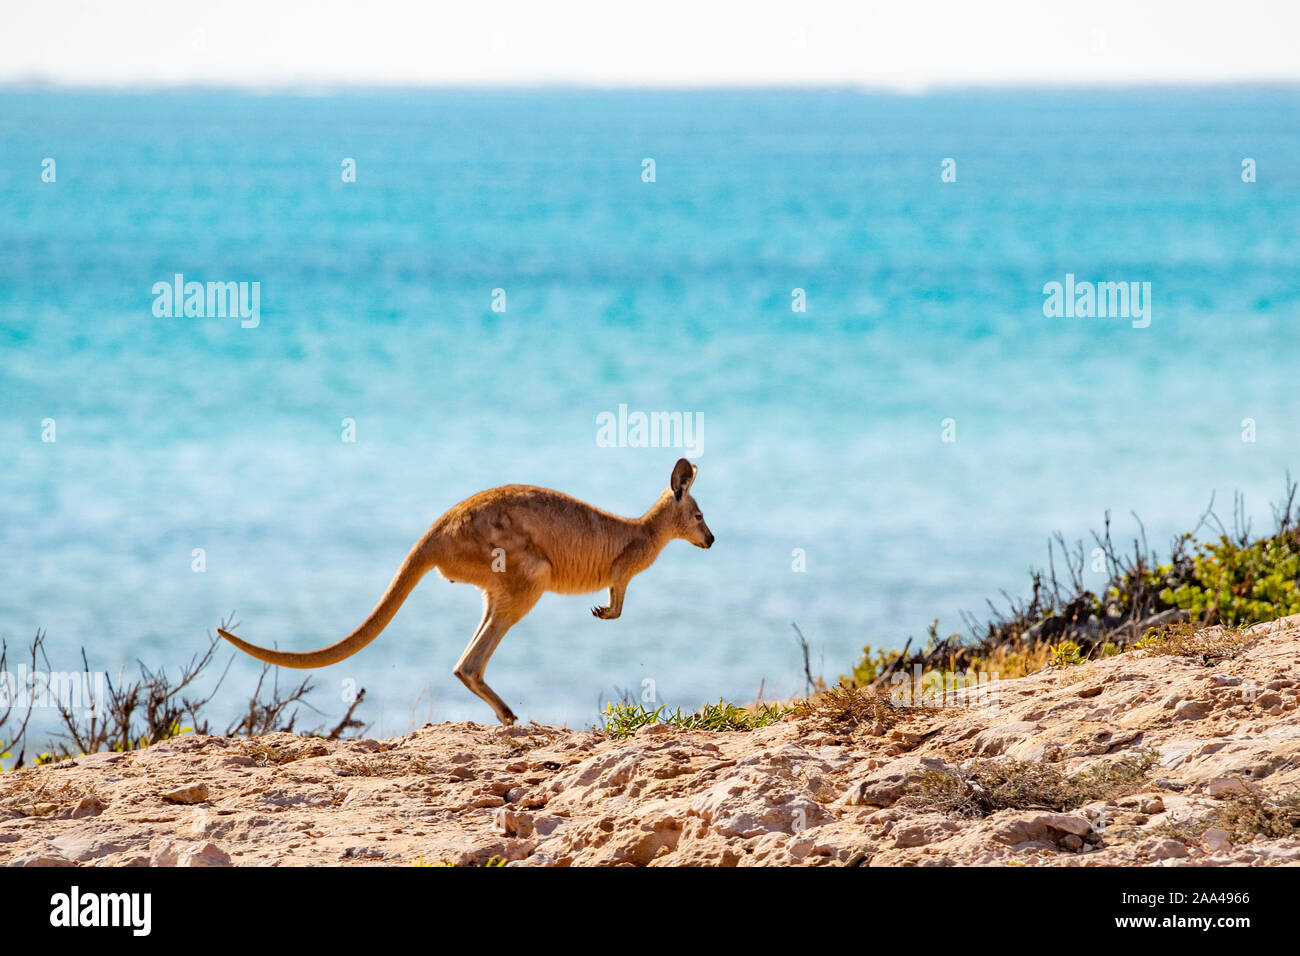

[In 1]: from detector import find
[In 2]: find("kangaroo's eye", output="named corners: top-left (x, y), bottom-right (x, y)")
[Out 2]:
top-left (694, 513), bottom-right (703, 521)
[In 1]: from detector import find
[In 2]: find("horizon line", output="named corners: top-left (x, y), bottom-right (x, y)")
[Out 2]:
top-left (5, 77), bottom-right (1300, 97)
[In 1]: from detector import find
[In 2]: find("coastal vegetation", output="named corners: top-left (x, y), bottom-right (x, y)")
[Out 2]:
top-left (599, 699), bottom-right (793, 739)
top-left (0, 616), bottom-right (361, 771)
top-left (848, 475), bottom-right (1300, 691)
top-left (900, 751), bottom-right (1160, 817)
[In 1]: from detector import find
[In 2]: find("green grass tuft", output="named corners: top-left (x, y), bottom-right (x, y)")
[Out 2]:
top-left (599, 699), bottom-right (792, 739)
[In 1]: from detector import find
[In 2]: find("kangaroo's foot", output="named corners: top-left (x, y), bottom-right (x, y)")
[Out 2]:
top-left (454, 666), bottom-right (516, 725)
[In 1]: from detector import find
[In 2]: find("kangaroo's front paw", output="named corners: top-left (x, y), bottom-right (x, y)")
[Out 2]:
top-left (592, 605), bottom-right (617, 619)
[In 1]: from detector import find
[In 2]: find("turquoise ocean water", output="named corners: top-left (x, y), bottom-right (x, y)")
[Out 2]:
top-left (2, 88), bottom-right (1298, 734)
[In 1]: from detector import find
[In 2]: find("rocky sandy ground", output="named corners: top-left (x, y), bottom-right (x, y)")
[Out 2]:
top-left (4, 614), bottom-right (1300, 867)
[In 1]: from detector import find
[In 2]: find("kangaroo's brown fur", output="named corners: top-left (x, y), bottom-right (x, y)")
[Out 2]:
top-left (217, 458), bottom-right (713, 725)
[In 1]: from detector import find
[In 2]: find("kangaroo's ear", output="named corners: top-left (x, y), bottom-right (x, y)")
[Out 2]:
top-left (670, 458), bottom-right (695, 500)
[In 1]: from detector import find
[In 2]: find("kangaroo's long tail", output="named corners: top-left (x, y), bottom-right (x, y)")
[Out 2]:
top-left (217, 537), bottom-right (437, 669)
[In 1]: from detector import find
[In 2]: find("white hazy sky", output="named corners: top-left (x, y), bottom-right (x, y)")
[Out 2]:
top-left (4, 1), bottom-right (1299, 90)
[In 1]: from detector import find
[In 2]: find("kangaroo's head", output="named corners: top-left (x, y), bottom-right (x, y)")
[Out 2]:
top-left (669, 457), bottom-right (714, 549)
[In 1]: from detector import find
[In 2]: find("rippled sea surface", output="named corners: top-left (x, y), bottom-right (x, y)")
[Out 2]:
top-left (2, 88), bottom-right (1298, 732)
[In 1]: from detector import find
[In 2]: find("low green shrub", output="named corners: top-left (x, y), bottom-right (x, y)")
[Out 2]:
top-left (600, 699), bottom-right (792, 739)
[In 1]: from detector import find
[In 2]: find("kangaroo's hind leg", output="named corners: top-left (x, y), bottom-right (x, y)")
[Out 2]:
top-left (453, 581), bottom-right (543, 726)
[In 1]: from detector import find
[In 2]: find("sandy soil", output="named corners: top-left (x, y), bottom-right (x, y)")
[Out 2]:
top-left (4, 615), bottom-right (1300, 867)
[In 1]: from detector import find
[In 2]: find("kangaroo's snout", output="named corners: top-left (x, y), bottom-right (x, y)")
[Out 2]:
top-left (701, 530), bottom-right (715, 549)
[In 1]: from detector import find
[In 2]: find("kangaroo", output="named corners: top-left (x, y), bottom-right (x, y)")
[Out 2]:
top-left (217, 458), bottom-right (713, 725)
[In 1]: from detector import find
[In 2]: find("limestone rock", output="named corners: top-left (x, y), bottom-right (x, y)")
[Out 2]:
top-left (841, 757), bottom-right (948, 807)
top-left (161, 783), bottom-right (210, 804)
